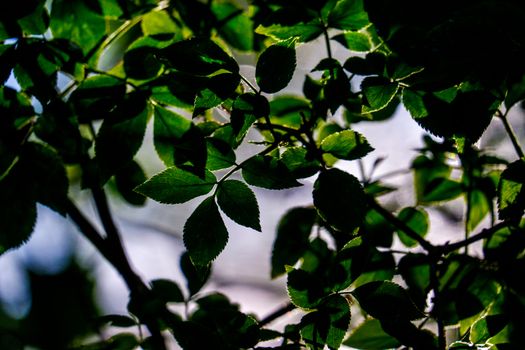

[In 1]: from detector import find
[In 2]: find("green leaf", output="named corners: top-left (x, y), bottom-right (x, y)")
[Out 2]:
top-left (287, 269), bottom-right (328, 309)
top-left (141, 10), bottom-right (179, 39)
top-left (69, 75), bottom-right (126, 123)
top-left (402, 88), bottom-right (428, 119)
top-left (281, 147), bottom-right (322, 179)
top-left (193, 73), bottom-right (240, 116)
top-left (466, 189), bottom-right (490, 232)
top-left (115, 160), bottom-right (147, 206)
top-left (95, 92), bottom-right (150, 181)
top-left (256, 39), bottom-right (297, 93)
top-left (153, 104), bottom-right (192, 166)
top-left (161, 38), bottom-right (239, 76)
top-left (271, 207), bottom-right (317, 278)
top-left (212, 3), bottom-right (254, 51)
top-left (343, 318), bottom-right (401, 349)
top-left (124, 46), bottom-right (163, 80)
top-left (242, 154), bottom-right (302, 190)
top-left (183, 197), bottom-right (228, 265)
top-left (180, 251), bottom-right (211, 296)
top-left (320, 130), bottom-right (374, 160)
top-left (498, 160), bottom-right (525, 221)
top-left (300, 294), bottom-right (350, 349)
top-left (50, 0), bottom-right (106, 55)
top-left (396, 207), bottom-right (429, 247)
top-left (313, 168), bottom-right (367, 232)
top-left (231, 93), bottom-right (269, 144)
top-left (150, 279), bottom-right (185, 303)
top-left (216, 180), bottom-right (261, 231)
top-left (470, 314), bottom-right (508, 344)
top-left (352, 281), bottom-right (425, 321)
top-left (255, 21), bottom-right (324, 43)
top-left (398, 254), bottom-right (431, 310)
top-left (361, 77), bottom-right (399, 113)
top-left (205, 138), bottom-right (236, 171)
top-left (332, 31), bottom-right (372, 52)
top-left (328, 0), bottom-right (369, 30)
top-left (135, 167), bottom-right (216, 204)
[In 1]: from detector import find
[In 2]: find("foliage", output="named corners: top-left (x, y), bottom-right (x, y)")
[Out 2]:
top-left (1, 0), bottom-right (525, 349)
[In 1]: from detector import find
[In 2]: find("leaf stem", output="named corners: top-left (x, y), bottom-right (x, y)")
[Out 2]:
top-left (437, 221), bottom-right (508, 254)
top-left (497, 109), bottom-right (525, 159)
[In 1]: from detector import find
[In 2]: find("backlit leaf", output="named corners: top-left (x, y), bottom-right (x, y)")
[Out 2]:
top-left (396, 207), bottom-right (429, 247)
top-left (153, 105), bottom-right (192, 166)
top-left (361, 77), bottom-right (399, 113)
top-left (184, 197), bottom-right (228, 265)
top-left (498, 160), bottom-right (525, 221)
top-left (216, 180), bottom-right (261, 231)
top-left (328, 0), bottom-right (369, 30)
top-left (255, 21), bottom-right (324, 43)
top-left (343, 318), bottom-right (401, 349)
top-left (332, 31), bottom-right (372, 52)
top-left (321, 130), bottom-right (374, 160)
top-left (180, 251), bottom-right (211, 296)
top-left (135, 167), bottom-right (216, 204)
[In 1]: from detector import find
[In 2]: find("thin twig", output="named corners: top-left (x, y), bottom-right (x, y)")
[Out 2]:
top-left (497, 109), bottom-right (525, 159)
top-left (259, 302), bottom-right (296, 327)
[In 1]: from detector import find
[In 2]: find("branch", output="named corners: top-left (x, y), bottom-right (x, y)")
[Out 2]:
top-left (367, 198), bottom-right (435, 252)
top-left (498, 110), bottom-right (525, 159)
top-left (66, 195), bottom-right (167, 349)
top-left (259, 302), bottom-right (296, 327)
top-left (437, 221), bottom-right (509, 254)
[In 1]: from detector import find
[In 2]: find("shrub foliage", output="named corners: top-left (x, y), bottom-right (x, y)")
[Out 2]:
top-left (1, 0), bottom-right (525, 349)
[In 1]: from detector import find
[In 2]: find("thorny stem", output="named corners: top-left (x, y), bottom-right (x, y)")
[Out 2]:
top-left (497, 109), bottom-right (525, 159)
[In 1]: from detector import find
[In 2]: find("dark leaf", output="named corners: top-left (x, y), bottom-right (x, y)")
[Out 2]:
top-left (150, 279), bottom-right (185, 303)
top-left (115, 160), bottom-right (147, 206)
top-left (161, 38), bottom-right (239, 75)
top-left (271, 207), bottom-right (317, 278)
top-left (242, 154), bottom-right (302, 190)
top-left (313, 168), bottom-right (367, 232)
top-left (216, 180), bottom-right (261, 231)
top-left (183, 197), bottom-right (229, 265)
top-left (124, 46), bottom-right (162, 80)
top-left (135, 167), bottom-right (216, 204)
top-left (352, 281), bottom-right (425, 321)
top-left (231, 93), bottom-right (269, 144)
top-left (180, 251), bottom-right (211, 296)
top-left (193, 73), bottom-right (240, 116)
top-left (343, 318), bottom-right (401, 349)
top-left (300, 294), bottom-right (350, 349)
top-left (470, 314), bottom-right (508, 344)
top-left (498, 160), bottom-right (525, 221)
top-left (95, 92), bottom-right (150, 181)
top-left (256, 39), bottom-right (296, 93)
top-left (96, 314), bottom-right (137, 328)
top-left (287, 269), bottom-right (328, 309)
top-left (281, 147), bottom-right (322, 179)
